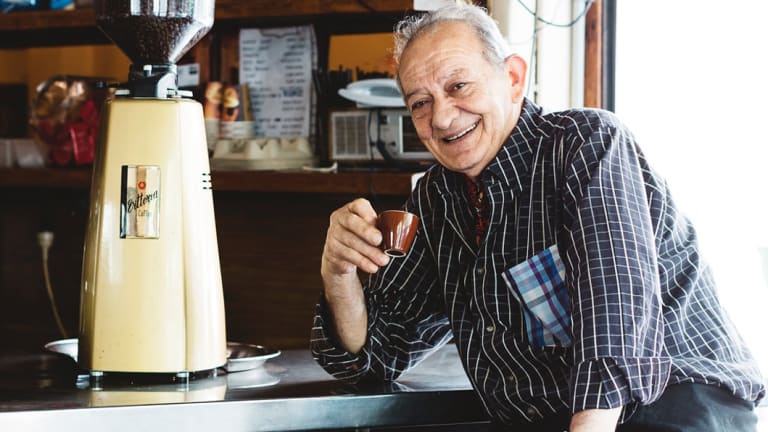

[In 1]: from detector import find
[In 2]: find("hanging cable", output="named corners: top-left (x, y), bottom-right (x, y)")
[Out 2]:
top-left (515, 0), bottom-right (594, 101)
top-left (517, 0), bottom-right (594, 28)
top-left (37, 231), bottom-right (68, 338)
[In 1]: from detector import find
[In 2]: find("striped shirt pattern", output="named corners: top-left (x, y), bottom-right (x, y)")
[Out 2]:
top-left (311, 99), bottom-right (765, 425)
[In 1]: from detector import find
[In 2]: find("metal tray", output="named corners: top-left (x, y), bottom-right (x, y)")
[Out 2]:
top-left (44, 339), bottom-right (280, 373)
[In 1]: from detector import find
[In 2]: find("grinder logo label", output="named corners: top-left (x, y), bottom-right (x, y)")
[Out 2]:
top-left (120, 165), bottom-right (160, 239)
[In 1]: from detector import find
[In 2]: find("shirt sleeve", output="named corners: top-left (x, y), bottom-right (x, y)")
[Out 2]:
top-left (310, 294), bottom-right (372, 382)
top-left (310, 220), bottom-right (454, 384)
top-left (560, 114), bottom-right (672, 412)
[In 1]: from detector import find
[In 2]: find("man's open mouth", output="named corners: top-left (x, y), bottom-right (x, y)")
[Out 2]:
top-left (443, 121), bottom-right (479, 143)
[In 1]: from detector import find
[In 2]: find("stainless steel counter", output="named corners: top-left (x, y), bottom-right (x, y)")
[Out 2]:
top-left (0, 344), bottom-right (487, 431)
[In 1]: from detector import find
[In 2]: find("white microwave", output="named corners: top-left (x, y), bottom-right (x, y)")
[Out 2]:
top-left (329, 109), bottom-right (434, 163)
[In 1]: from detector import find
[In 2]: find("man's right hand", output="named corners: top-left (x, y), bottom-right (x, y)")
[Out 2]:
top-left (321, 198), bottom-right (391, 280)
top-left (320, 198), bottom-right (391, 354)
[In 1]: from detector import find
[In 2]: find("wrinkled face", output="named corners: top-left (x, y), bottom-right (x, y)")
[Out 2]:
top-left (398, 21), bottom-right (527, 179)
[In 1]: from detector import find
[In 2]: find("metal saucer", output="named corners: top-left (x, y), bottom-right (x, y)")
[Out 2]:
top-left (44, 339), bottom-right (280, 373)
top-left (224, 342), bottom-right (281, 372)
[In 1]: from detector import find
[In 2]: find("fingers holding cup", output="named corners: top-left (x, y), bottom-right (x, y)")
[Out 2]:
top-left (324, 199), bottom-right (391, 275)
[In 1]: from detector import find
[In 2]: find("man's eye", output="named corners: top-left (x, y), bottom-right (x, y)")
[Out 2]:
top-left (452, 82), bottom-right (466, 91)
top-left (410, 100), bottom-right (427, 111)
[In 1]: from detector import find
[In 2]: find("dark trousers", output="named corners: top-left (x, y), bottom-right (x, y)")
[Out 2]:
top-left (490, 383), bottom-right (757, 432)
top-left (618, 383), bottom-right (757, 432)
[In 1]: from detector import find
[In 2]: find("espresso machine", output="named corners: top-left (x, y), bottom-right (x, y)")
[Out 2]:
top-left (78, 0), bottom-right (226, 380)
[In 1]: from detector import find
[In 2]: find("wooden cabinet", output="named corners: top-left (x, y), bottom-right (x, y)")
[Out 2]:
top-left (0, 166), bottom-right (416, 349)
top-left (0, 1), bottom-right (422, 350)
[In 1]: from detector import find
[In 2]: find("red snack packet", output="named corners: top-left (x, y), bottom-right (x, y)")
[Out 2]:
top-left (30, 76), bottom-right (112, 167)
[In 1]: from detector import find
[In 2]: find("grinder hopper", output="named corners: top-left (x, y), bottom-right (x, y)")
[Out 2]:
top-left (94, 0), bottom-right (214, 95)
top-left (95, 0), bottom-right (213, 68)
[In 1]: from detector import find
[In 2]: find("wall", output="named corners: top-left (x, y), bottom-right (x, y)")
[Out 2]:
top-left (328, 32), bottom-right (395, 79)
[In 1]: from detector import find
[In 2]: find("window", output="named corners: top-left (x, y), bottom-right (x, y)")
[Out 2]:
top-left (615, 1), bottom-right (768, 370)
top-left (493, 0), bottom-right (590, 109)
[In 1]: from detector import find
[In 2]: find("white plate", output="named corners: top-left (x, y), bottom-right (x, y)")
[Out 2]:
top-left (224, 342), bottom-right (281, 372)
top-left (44, 339), bottom-right (280, 373)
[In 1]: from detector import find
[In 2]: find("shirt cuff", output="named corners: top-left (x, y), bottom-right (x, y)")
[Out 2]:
top-left (309, 294), bottom-right (371, 382)
top-left (571, 357), bottom-right (672, 414)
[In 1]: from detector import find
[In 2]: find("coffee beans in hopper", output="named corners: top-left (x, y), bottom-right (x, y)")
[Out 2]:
top-left (96, 0), bottom-right (213, 65)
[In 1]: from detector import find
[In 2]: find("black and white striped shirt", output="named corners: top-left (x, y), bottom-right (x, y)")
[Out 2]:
top-left (311, 99), bottom-right (765, 424)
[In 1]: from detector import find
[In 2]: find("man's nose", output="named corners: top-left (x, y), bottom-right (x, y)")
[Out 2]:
top-left (431, 97), bottom-right (457, 131)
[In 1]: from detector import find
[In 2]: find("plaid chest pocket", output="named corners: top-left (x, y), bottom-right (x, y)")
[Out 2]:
top-left (501, 244), bottom-right (572, 347)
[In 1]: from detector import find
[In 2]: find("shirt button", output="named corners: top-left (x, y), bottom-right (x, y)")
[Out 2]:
top-left (476, 268), bottom-right (485, 275)
top-left (526, 407), bottom-right (537, 417)
top-left (485, 325), bottom-right (495, 333)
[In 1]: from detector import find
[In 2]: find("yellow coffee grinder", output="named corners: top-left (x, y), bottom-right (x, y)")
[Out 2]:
top-left (78, 0), bottom-right (227, 381)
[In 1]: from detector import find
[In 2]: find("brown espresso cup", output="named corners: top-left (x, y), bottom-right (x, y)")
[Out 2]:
top-left (377, 210), bottom-right (419, 258)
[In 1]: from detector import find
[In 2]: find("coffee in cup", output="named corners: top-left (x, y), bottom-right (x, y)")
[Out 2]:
top-left (377, 210), bottom-right (419, 257)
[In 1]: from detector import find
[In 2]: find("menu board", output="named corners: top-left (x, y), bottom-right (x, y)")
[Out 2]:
top-left (239, 26), bottom-right (317, 138)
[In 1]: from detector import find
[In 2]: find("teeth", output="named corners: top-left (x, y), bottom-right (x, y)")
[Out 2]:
top-left (445, 122), bottom-right (478, 142)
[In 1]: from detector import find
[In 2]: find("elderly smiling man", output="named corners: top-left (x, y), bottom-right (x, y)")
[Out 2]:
top-left (310, 1), bottom-right (765, 431)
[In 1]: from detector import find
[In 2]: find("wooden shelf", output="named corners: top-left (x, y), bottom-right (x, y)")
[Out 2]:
top-left (0, 168), bottom-right (414, 195)
top-left (0, 167), bottom-right (92, 188)
top-left (214, 0), bottom-right (413, 20)
top-left (0, 0), bottom-right (414, 47)
top-left (0, 8), bottom-right (96, 31)
top-left (213, 170), bottom-right (414, 195)
top-left (0, 0), bottom-right (412, 29)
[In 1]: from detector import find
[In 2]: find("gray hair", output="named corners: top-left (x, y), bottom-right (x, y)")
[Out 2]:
top-left (393, 1), bottom-right (512, 69)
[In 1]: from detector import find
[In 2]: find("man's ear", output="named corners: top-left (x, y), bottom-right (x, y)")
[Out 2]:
top-left (504, 54), bottom-right (528, 103)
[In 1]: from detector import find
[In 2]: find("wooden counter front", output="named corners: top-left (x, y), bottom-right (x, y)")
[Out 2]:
top-left (0, 168), bottom-right (411, 351)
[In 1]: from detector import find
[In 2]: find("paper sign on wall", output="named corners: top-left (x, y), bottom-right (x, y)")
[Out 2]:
top-left (239, 26), bottom-right (317, 138)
